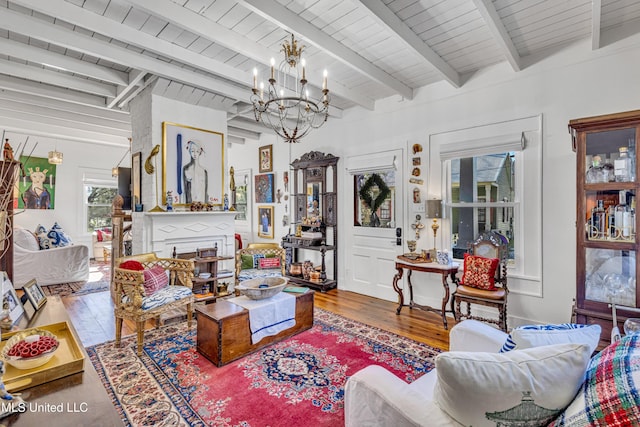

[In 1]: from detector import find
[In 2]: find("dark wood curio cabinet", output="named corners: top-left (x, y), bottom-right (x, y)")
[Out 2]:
top-left (282, 151), bottom-right (339, 292)
top-left (569, 110), bottom-right (640, 344)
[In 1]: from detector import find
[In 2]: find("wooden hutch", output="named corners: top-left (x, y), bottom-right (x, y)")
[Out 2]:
top-left (282, 151), bottom-right (339, 292)
top-left (569, 109), bottom-right (640, 344)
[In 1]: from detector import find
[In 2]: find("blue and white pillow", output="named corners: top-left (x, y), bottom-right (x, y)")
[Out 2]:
top-left (34, 224), bottom-right (51, 250)
top-left (252, 253), bottom-right (265, 268)
top-left (47, 222), bottom-right (72, 248)
top-left (500, 323), bottom-right (601, 355)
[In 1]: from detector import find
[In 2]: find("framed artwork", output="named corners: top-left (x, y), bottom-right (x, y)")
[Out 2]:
top-left (259, 144), bottom-right (273, 173)
top-left (1, 273), bottom-right (24, 325)
top-left (132, 152), bottom-right (141, 208)
top-left (257, 205), bottom-right (274, 239)
top-left (17, 156), bottom-right (56, 209)
top-left (234, 168), bottom-right (252, 222)
top-left (161, 122), bottom-right (225, 207)
top-left (23, 279), bottom-right (47, 311)
top-left (255, 173), bottom-right (274, 203)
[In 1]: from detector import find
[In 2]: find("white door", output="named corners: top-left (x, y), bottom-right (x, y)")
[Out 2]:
top-left (343, 149), bottom-right (405, 302)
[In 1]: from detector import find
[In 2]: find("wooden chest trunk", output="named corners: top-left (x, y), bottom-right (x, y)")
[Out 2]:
top-left (195, 290), bottom-right (314, 366)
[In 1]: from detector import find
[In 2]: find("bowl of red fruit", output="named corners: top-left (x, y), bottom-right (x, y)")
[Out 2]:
top-left (2, 329), bottom-right (59, 370)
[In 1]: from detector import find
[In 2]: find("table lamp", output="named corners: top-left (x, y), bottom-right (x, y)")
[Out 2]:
top-left (426, 199), bottom-right (442, 250)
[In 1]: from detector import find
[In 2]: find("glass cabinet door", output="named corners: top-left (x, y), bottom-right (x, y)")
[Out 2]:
top-left (585, 127), bottom-right (636, 184)
top-left (585, 248), bottom-right (636, 307)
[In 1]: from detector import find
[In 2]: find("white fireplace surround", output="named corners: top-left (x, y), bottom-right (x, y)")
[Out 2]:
top-left (139, 212), bottom-right (236, 261)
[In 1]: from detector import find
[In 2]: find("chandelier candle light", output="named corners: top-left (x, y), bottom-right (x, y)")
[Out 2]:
top-left (251, 34), bottom-right (330, 144)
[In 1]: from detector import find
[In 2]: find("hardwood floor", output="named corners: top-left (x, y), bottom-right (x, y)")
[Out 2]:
top-left (61, 288), bottom-right (454, 350)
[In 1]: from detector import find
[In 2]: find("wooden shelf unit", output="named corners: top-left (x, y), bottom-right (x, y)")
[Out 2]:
top-left (173, 247), bottom-right (234, 302)
top-left (285, 151), bottom-right (339, 292)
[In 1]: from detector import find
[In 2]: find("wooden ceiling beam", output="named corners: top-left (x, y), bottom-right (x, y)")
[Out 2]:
top-left (472, 0), bottom-right (522, 71)
top-left (356, 0), bottom-right (461, 88)
top-left (240, 0), bottom-right (414, 100)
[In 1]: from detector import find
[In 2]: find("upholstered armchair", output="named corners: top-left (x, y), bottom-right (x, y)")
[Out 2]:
top-left (112, 253), bottom-right (195, 356)
top-left (235, 243), bottom-right (286, 284)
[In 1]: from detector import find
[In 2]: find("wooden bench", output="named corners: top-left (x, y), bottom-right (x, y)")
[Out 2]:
top-left (195, 290), bottom-right (314, 366)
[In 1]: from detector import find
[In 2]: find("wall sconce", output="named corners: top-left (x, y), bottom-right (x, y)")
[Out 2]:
top-left (426, 199), bottom-right (442, 250)
top-left (48, 150), bottom-right (63, 165)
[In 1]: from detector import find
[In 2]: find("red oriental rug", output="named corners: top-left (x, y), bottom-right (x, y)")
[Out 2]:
top-left (87, 308), bottom-right (442, 427)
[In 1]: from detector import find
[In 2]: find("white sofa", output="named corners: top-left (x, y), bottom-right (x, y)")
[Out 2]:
top-left (344, 320), bottom-right (631, 427)
top-left (12, 226), bottom-right (89, 288)
top-left (345, 321), bottom-right (508, 427)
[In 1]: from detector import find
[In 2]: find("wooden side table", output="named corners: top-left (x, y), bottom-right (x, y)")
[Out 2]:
top-left (392, 258), bottom-right (459, 329)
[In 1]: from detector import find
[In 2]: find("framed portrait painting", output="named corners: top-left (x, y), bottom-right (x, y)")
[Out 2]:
top-left (257, 206), bottom-right (274, 239)
top-left (162, 122), bottom-right (225, 207)
top-left (255, 173), bottom-right (274, 203)
top-left (23, 279), bottom-right (47, 311)
top-left (259, 144), bottom-right (273, 173)
top-left (17, 156), bottom-right (56, 209)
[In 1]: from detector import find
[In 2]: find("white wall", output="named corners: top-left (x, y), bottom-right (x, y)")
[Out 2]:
top-left (229, 33), bottom-right (640, 326)
top-left (4, 131), bottom-right (126, 251)
top-left (129, 91), bottom-right (228, 254)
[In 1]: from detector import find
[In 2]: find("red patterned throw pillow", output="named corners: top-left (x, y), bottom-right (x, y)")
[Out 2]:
top-left (143, 265), bottom-right (169, 296)
top-left (460, 253), bottom-right (499, 290)
top-left (119, 260), bottom-right (145, 271)
top-left (259, 257), bottom-right (281, 269)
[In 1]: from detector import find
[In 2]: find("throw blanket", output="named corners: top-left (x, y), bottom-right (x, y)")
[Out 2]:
top-left (228, 292), bottom-right (296, 344)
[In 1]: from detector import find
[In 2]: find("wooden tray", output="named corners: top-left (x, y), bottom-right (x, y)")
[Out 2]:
top-left (397, 255), bottom-right (432, 264)
top-left (0, 321), bottom-right (85, 392)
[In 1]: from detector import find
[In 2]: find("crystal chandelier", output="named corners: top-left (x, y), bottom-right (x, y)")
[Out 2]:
top-left (251, 34), bottom-right (330, 144)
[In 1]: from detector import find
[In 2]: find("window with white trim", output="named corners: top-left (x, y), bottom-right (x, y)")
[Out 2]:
top-left (435, 115), bottom-right (542, 280)
top-left (83, 174), bottom-right (117, 232)
top-left (448, 153), bottom-right (517, 262)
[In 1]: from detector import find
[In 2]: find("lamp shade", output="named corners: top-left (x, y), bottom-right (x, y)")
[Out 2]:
top-left (48, 150), bottom-right (63, 165)
top-left (426, 199), bottom-right (442, 219)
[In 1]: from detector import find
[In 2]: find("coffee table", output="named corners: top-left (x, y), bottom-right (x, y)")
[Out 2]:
top-left (195, 290), bottom-right (314, 366)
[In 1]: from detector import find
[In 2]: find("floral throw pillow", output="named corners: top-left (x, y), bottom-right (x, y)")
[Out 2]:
top-left (460, 253), bottom-right (499, 290)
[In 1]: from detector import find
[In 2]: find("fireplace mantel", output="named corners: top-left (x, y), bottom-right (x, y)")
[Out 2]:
top-left (138, 211), bottom-right (237, 259)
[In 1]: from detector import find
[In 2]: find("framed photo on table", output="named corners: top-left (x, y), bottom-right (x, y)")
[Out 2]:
top-left (23, 279), bottom-right (47, 311)
top-left (259, 144), bottom-right (273, 173)
top-left (1, 272), bottom-right (24, 324)
top-left (257, 205), bottom-right (274, 239)
top-left (161, 121), bottom-right (225, 207)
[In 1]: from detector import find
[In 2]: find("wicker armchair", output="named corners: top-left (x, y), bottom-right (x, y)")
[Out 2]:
top-left (112, 253), bottom-right (195, 355)
top-left (235, 243), bottom-right (286, 284)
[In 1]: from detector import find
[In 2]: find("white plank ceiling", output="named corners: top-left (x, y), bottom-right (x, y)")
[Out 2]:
top-left (0, 0), bottom-right (640, 146)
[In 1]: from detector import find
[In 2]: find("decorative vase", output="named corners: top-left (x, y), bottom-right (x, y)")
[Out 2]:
top-left (289, 262), bottom-right (303, 277)
top-left (436, 250), bottom-right (450, 265)
top-left (303, 260), bottom-right (313, 280)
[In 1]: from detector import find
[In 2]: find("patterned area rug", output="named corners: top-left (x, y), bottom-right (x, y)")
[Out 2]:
top-left (88, 308), bottom-right (442, 427)
top-left (41, 261), bottom-right (111, 297)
